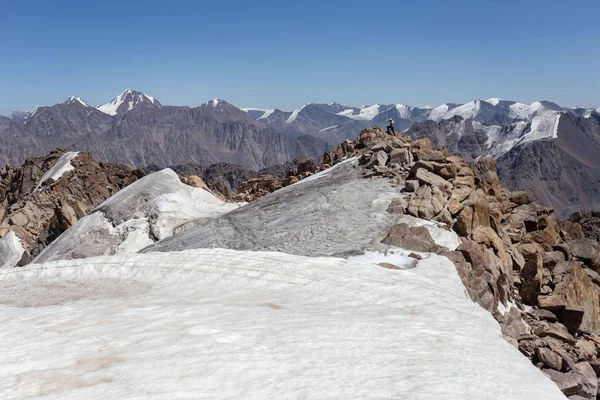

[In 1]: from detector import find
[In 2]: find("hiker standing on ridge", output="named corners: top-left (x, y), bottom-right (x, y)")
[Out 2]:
top-left (387, 118), bottom-right (395, 135)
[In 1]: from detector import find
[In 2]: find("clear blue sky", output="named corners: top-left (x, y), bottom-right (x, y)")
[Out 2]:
top-left (1, 0), bottom-right (599, 116)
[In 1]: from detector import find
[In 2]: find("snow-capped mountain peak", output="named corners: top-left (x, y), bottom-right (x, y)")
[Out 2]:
top-left (395, 104), bottom-right (411, 119)
top-left (96, 89), bottom-right (161, 116)
top-left (63, 96), bottom-right (89, 107)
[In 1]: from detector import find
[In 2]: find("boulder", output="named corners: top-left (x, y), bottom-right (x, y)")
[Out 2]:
top-left (517, 243), bottom-right (544, 305)
top-left (405, 180), bottom-right (419, 193)
top-left (461, 189), bottom-right (490, 230)
top-left (542, 369), bottom-right (581, 396)
top-left (535, 347), bottom-right (564, 371)
top-left (409, 138), bottom-right (434, 152)
top-left (413, 168), bottom-right (452, 191)
top-left (509, 191), bottom-right (533, 205)
top-left (454, 206), bottom-right (473, 237)
top-left (417, 149), bottom-right (446, 162)
top-left (539, 262), bottom-right (600, 335)
top-left (381, 223), bottom-right (439, 252)
top-left (535, 324), bottom-right (577, 345)
top-left (365, 150), bottom-right (388, 169)
top-left (570, 239), bottom-right (600, 270)
top-left (388, 147), bottom-right (413, 166)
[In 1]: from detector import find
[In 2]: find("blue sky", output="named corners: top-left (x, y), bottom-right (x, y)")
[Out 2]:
top-left (1, 0), bottom-right (599, 115)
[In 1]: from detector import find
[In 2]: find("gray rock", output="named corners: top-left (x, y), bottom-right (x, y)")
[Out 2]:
top-left (405, 180), bottom-right (419, 192)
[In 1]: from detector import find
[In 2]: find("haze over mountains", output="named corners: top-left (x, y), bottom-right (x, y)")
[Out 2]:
top-left (3, 89), bottom-right (600, 216)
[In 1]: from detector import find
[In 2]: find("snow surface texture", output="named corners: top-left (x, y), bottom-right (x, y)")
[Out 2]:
top-left (34, 169), bottom-right (242, 263)
top-left (0, 232), bottom-right (24, 268)
top-left (145, 159), bottom-right (405, 257)
top-left (0, 248), bottom-right (565, 399)
top-left (36, 152), bottom-right (79, 189)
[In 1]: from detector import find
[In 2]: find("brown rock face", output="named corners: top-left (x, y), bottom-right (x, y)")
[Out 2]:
top-left (0, 149), bottom-right (142, 262)
top-left (381, 223), bottom-right (440, 252)
top-left (539, 262), bottom-right (600, 335)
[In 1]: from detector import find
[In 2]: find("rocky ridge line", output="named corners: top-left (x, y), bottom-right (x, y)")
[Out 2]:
top-left (235, 126), bottom-right (600, 399)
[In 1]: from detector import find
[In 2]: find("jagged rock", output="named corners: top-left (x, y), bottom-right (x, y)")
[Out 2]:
top-left (435, 163), bottom-right (457, 180)
top-left (536, 347), bottom-right (564, 370)
top-left (365, 150), bottom-right (388, 169)
top-left (417, 149), bottom-right (446, 162)
top-left (539, 262), bottom-right (600, 335)
top-left (543, 369), bottom-right (581, 396)
top-left (455, 206), bottom-right (474, 237)
top-left (517, 243), bottom-right (544, 305)
top-left (389, 148), bottom-right (413, 166)
top-left (535, 324), bottom-right (577, 345)
top-left (381, 223), bottom-right (439, 252)
top-left (569, 239), bottom-right (600, 270)
top-left (413, 168), bottom-right (452, 191)
top-left (532, 308), bottom-right (559, 322)
top-left (469, 158), bottom-right (501, 196)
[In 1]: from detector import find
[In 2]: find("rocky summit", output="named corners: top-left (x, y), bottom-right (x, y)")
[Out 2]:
top-left (206, 126), bottom-right (600, 399)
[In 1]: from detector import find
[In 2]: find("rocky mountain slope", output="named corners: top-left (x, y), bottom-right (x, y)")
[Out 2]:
top-left (1, 90), bottom-right (328, 171)
top-left (0, 149), bottom-right (143, 264)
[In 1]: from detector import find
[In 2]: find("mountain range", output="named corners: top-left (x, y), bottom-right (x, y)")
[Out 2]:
top-left (1, 90), bottom-right (327, 171)
top-left (4, 90), bottom-right (600, 216)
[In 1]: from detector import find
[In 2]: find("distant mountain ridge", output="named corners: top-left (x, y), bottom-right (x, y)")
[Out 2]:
top-left (1, 90), bottom-right (328, 171)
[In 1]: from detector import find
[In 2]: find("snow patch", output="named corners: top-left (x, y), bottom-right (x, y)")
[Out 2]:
top-left (318, 125), bottom-right (338, 133)
top-left (487, 98), bottom-right (502, 106)
top-left (0, 232), bottom-right (24, 268)
top-left (0, 248), bottom-right (566, 399)
top-left (36, 152), bottom-right (79, 189)
top-left (258, 109), bottom-right (275, 120)
top-left (395, 103), bottom-right (411, 119)
top-left (286, 104), bottom-right (308, 124)
top-left (339, 104), bottom-right (382, 120)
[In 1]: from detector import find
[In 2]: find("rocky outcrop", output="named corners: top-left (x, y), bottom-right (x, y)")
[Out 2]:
top-left (0, 149), bottom-right (143, 263)
top-left (313, 126), bottom-right (600, 399)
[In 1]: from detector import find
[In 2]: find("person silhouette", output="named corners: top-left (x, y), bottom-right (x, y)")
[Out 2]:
top-left (387, 118), bottom-right (395, 135)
